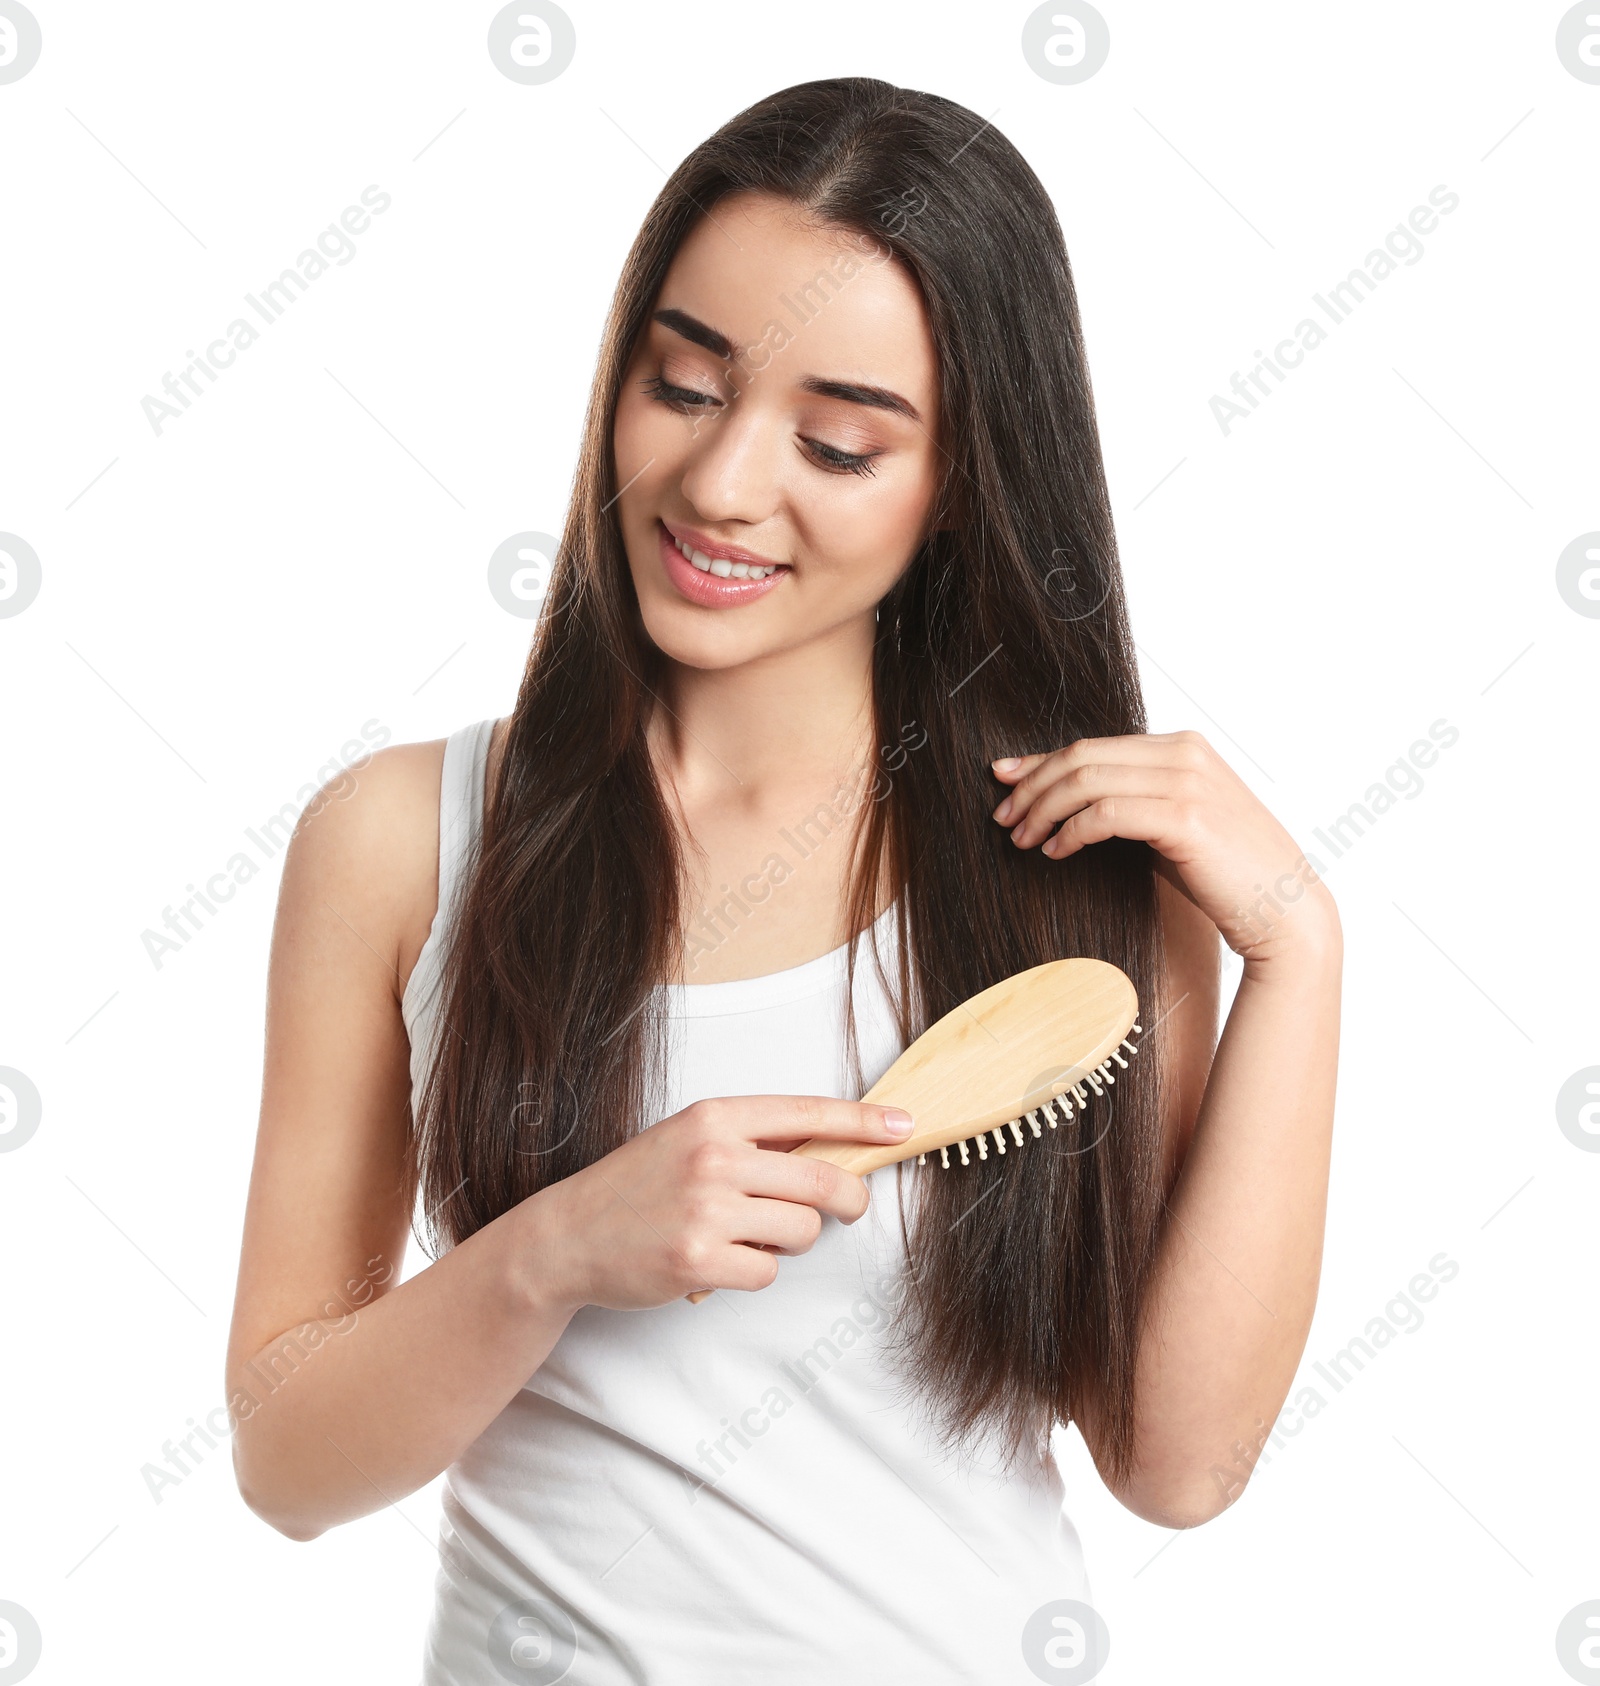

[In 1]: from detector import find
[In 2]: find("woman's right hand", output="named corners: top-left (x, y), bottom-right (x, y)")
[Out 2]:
top-left (524, 1096), bottom-right (915, 1311)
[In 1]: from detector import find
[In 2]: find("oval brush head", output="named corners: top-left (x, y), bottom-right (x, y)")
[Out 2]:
top-left (798, 956), bottom-right (1140, 1174)
top-left (686, 958), bottom-right (1141, 1302)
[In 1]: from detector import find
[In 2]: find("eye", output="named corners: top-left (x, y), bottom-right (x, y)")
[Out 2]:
top-left (640, 373), bottom-right (719, 412)
top-left (642, 371), bottom-right (880, 478)
top-left (803, 438), bottom-right (880, 478)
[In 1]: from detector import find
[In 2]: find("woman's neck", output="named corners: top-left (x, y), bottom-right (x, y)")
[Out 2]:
top-left (648, 625), bottom-right (877, 811)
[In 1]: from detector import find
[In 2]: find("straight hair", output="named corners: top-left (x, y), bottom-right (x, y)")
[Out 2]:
top-left (410, 77), bottom-right (1171, 1488)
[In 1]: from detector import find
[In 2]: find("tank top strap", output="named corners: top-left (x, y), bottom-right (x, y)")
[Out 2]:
top-left (402, 716), bottom-right (497, 1077)
top-left (436, 715), bottom-right (497, 929)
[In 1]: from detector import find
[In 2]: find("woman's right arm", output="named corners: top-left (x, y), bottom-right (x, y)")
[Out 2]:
top-left (225, 742), bottom-right (584, 1541)
top-left (226, 743), bottom-right (912, 1542)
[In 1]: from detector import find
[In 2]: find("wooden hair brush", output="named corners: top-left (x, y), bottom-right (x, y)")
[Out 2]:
top-left (686, 957), bottom-right (1141, 1302)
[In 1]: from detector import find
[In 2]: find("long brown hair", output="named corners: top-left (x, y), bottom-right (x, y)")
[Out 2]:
top-left (411, 77), bottom-right (1170, 1489)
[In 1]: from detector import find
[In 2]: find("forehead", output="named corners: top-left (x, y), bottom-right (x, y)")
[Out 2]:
top-left (653, 191), bottom-right (939, 410)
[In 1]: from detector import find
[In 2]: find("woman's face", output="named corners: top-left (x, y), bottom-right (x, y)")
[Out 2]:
top-left (612, 191), bottom-right (944, 671)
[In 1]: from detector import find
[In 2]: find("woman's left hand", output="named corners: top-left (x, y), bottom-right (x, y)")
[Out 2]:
top-left (990, 729), bottom-right (1338, 966)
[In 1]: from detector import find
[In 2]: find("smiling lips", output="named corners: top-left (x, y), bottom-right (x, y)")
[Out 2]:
top-left (657, 519), bottom-right (790, 607)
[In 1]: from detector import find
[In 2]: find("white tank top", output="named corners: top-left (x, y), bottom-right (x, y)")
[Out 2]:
top-left (406, 717), bottom-right (1094, 1684)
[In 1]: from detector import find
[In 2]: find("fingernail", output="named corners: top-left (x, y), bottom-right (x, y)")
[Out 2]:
top-left (993, 757), bottom-right (1021, 773)
top-left (993, 796), bottom-right (1014, 823)
top-left (881, 1109), bottom-right (914, 1134)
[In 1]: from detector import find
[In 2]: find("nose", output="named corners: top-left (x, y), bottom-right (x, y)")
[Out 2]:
top-left (675, 389), bottom-right (783, 530)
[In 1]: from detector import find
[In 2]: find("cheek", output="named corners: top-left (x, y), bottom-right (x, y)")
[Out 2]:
top-left (612, 391), bottom-right (660, 476)
top-left (824, 477), bottom-right (935, 588)
top-left (613, 395), bottom-right (682, 525)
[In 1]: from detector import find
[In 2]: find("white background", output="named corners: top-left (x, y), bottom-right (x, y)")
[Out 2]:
top-left (1, 2), bottom-right (1596, 1682)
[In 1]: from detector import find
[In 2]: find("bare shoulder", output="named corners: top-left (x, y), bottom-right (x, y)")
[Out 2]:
top-left (272, 716), bottom-right (514, 1004)
top-left (278, 733), bottom-right (453, 1006)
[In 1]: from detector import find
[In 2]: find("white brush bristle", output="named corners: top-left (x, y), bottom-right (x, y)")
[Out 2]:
top-left (927, 1025), bottom-right (1142, 1170)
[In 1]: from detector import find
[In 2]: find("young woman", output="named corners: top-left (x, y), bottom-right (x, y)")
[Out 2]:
top-left (227, 79), bottom-right (1341, 1683)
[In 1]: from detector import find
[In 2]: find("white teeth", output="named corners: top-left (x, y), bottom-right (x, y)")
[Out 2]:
top-left (673, 534), bottom-right (780, 581)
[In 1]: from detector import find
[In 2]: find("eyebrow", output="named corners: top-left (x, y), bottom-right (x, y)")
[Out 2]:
top-left (652, 307), bottom-right (923, 425)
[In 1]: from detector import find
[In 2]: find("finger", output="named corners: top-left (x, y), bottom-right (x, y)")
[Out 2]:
top-left (739, 1150), bottom-right (871, 1226)
top-left (991, 733), bottom-right (1187, 778)
top-left (1006, 764), bottom-right (1189, 849)
top-left (728, 1194), bottom-right (829, 1256)
top-left (1041, 794), bottom-right (1183, 859)
top-left (991, 732), bottom-right (1201, 814)
top-left (691, 1241), bottom-right (786, 1298)
top-left (709, 1094), bottom-right (913, 1147)
top-left (989, 751), bottom-right (1050, 781)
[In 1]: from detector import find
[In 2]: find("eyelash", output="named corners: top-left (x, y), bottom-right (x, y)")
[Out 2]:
top-left (638, 374), bottom-right (881, 478)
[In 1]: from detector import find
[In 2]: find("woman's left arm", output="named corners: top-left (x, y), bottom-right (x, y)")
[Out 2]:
top-left (992, 728), bottom-right (1343, 1528)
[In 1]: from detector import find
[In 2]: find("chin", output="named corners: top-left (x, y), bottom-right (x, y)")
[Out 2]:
top-left (635, 602), bottom-right (781, 670)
